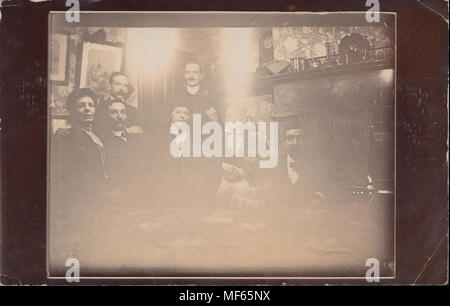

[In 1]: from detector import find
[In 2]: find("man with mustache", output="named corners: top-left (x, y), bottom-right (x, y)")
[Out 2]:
top-left (169, 62), bottom-right (219, 122)
top-left (54, 72), bottom-right (142, 138)
top-left (99, 99), bottom-right (147, 194)
top-left (271, 120), bottom-right (329, 206)
top-left (162, 62), bottom-right (223, 205)
top-left (96, 72), bottom-right (143, 136)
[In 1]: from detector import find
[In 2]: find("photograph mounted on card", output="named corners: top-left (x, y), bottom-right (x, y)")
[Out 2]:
top-left (77, 41), bottom-right (123, 95)
top-left (49, 33), bottom-right (69, 84)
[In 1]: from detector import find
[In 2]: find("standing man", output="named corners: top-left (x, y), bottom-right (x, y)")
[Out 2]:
top-left (169, 62), bottom-right (219, 122)
top-left (106, 72), bottom-right (139, 125)
top-left (171, 61), bottom-right (247, 188)
top-left (165, 63), bottom-right (222, 205)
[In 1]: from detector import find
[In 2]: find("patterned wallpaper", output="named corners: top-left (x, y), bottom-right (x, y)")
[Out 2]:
top-left (272, 26), bottom-right (393, 61)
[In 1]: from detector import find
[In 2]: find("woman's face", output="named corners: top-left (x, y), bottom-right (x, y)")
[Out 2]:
top-left (73, 96), bottom-right (96, 125)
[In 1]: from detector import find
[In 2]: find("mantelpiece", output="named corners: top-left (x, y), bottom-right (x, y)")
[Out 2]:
top-left (261, 59), bottom-right (395, 195)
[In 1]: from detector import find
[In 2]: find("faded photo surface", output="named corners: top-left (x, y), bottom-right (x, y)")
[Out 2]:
top-left (48, 12), bottom-right (395, 278)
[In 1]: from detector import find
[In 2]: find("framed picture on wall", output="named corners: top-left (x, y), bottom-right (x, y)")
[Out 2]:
top-left (49, 33), bottom-right (69, 84)
top-left (77, 41), bottom-right (123, 94)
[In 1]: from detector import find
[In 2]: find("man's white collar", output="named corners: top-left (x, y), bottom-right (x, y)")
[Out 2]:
top-left (186, 85), bottom-right (200, 96)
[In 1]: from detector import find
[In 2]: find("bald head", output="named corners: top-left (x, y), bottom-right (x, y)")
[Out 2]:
top-left (184, 62), bottom-right (203, 87)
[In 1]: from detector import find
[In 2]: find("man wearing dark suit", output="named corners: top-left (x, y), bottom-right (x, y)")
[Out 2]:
top-left (162, 62), bottom-right (224, 205)
top-left (168, 62), bottom-right (219, 123)
top-left (98, 98), bottom-right (148, 197)
top-left (271, 121), bottom-right (329, 206)
top-left (169, 61), bottom-right (247, 184)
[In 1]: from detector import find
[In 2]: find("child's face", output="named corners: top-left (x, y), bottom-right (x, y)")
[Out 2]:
top-left (171, 106), bottom-right (190, 123)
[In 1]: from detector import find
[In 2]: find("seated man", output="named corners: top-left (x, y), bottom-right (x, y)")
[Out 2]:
top-left (271, 121), bottom-right (330, 206)
top-left (97, 98), bottom-right (148, 199)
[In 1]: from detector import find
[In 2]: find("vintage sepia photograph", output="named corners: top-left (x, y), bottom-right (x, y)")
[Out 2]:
top-left (47, 12), bottom-right (396, 279)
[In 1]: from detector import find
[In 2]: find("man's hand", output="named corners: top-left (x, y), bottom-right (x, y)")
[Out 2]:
top-left (55, 128), bottom-right (71, 137)
top-left (205, 107), bottom-right (218, 121)
top-left (223, 166), bottom-right (243, 183)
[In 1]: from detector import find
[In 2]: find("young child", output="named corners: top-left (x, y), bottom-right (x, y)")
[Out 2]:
top-left (216, 156), bottom-right (272, 207)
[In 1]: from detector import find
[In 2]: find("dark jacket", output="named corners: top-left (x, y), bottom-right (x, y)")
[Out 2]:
top-left (102, 130), bottom-right (149, 191)
top-left (168, 89), bottom-right (215, 117)
top-left (50, 127), bottom-right (108, 211)
top-left (271, 153), bottom-right (330, 206)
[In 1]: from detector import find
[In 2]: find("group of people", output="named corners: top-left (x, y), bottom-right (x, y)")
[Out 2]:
top-left (50, 61), bottom-right (331, 226)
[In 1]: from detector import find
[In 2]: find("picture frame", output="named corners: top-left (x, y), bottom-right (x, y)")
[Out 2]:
top-left (77, 41), bottom-right (123, 94)
top-left (49, 33), bottom-right (69, 84)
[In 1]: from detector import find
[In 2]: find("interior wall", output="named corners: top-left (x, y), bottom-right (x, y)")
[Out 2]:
top-left (272, 26), bottom-right (393, 61)
top-left (50, 27), bottom-right (138, 117)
